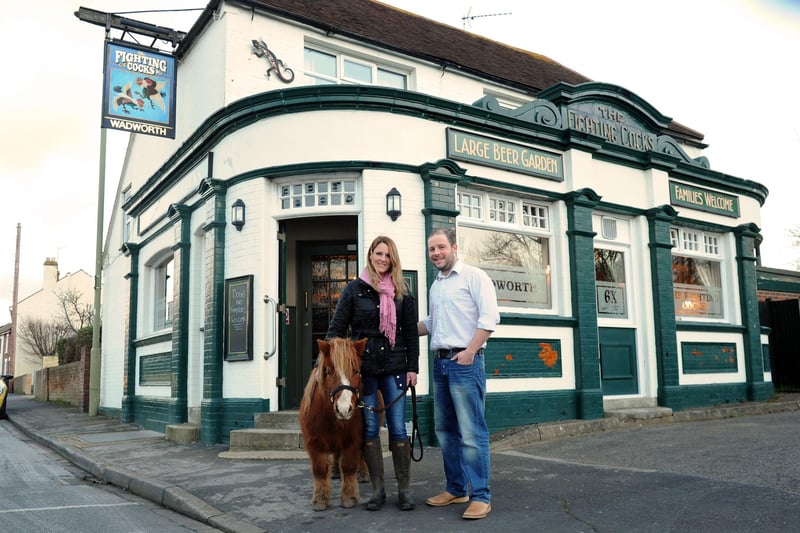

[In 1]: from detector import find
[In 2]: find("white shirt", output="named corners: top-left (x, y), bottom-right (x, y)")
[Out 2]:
top-left (422, 260), bottom-right (500, 350)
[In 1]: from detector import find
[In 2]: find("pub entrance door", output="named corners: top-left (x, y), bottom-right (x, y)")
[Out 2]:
top-left (278, 216), bottom-right (358, 409)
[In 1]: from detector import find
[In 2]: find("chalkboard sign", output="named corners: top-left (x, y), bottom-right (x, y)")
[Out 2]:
top-left (224, 275), bottom-right (253, 361)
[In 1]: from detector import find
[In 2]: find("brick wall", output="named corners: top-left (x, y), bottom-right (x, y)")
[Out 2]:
top-left (32, 348), bottom-right (90, 412)
top-left (16, 374), bottom-right (32, 395)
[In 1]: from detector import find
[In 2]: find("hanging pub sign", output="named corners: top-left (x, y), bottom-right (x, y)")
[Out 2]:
top-left (102, 42), bottom-right (176, 139)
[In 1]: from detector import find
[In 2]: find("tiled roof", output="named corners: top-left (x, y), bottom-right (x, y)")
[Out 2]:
top-left (195, 0), bottom-right (703, 142)
top-left (253, 0), bottom-right (591, 91)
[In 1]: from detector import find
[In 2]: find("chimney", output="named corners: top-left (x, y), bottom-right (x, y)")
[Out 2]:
top-left (43, 257), bottom-right (59, 291)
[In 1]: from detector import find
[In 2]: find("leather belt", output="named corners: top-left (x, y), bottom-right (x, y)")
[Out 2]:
top-left (436, 348), bottom-right (484, 359)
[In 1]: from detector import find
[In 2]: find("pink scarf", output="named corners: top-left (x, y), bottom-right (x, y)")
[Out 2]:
top-left (360, 268), bottom-right (396, 347)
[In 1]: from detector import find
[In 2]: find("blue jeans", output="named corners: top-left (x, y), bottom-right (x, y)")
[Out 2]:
top-left (362, 373), bottom-right (408, 442)
top-left (433, 353), bottom-right (491, 503)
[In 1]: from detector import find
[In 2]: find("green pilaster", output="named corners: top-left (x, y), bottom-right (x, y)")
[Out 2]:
top-left (167, 204), bottom-right (192, 424)
top-left (199, 178), bottom-right (227, 445)
top-left (734, 223), bottom-right (773, 401)
top-left (121, 243), bottom-right (140, 423)
top-left (646, 206), bottom-right (681, 408)
top-left (418, 159), bottom-right (464, 445)
top-left (419, 159), bottom-right (465, 289)
top-left (564, 188), bottom-right (602, 419)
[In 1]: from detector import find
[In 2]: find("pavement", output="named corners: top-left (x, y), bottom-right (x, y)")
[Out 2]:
top-left (4, 392), bottom-right (800, 533)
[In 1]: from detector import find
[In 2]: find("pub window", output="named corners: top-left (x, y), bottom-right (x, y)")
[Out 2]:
top-left (489, 197), bottom-right (515, 224)
top-left (457, 187), bottom-right (552, 310)
top-left (457, 192), bottom-right (482, 219)
top-left (672, 228), bottom-right (723, 319)
top-left (704, 235), bottom-right (719, 255)
top-left (458, 226), bottom-right (551, 309)
top-left (522, 203), bottom-right (548, 229)
top-left (680, 229), bottom-right (700, 252)
top-left (279, 178), bottom-right (357, 210)
top-left (304, 46), bottom-right (408, 89)
top-left (594, 248), bottom-right (627, 318)
top-left (153, 256), bottom-right (174, 331)
top-left (669, 228), bottom-right (680, 248)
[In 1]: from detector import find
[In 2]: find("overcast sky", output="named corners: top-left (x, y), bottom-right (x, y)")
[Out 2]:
top-left (2, 0), bottom-right (798, 324)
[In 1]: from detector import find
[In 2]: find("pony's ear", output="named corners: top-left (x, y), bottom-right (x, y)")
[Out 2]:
top-left (317, 338), bottom-right (330, 356)
top-left (353, 337), bottom-right (368, 355)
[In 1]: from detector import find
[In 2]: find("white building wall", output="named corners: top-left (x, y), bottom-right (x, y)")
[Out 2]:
top-left (100, 260), bottom-right (128, 410)
top-left (99, 2), bottom-right (769, 421)
top-left (187, 221), bottom-right (207, 418)
top-left (15, 269), bottom-right (93, 379)
top-left (360, 168), bottom-right (430, 393)
top-left (221, 179), bottom-right (273, 400)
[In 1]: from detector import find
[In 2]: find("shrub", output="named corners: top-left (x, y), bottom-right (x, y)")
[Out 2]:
top-left (57, 326), bottom-right (93, 365)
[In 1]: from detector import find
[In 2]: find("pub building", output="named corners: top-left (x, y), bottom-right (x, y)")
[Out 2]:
top-left (99, 0), bottom-right (772, 445)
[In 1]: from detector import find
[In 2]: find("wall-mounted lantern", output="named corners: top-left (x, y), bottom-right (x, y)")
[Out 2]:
top-left (386, 187), bottom-right (402, 221)
top-left (231, 199), bottom-right (246, 231)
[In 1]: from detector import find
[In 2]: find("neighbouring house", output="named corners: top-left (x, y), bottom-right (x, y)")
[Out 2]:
top-left (99, 0), bottom-right (774, 445)
top-left (0, 322), bottom-right (11, 377)
top-left (14, 258), bottom-right (93, 393)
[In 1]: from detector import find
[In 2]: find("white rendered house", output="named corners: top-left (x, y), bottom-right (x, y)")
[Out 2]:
top-left (99, 0), bottom-right (772, 444)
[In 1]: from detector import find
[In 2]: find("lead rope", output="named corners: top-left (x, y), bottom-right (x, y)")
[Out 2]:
top-left (409, 385), bottom-right (423, 462)
top-left (358, 384), bottom-right (423, 462)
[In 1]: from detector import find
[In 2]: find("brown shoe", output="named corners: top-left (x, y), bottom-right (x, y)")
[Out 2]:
top-left (425, 491), bottom-right (470, 507)
top-left (462, 500), bottom-right (491, 519)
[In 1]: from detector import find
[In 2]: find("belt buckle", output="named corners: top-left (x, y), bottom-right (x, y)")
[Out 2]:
top-left (439, 348), bottom-right (463, 359)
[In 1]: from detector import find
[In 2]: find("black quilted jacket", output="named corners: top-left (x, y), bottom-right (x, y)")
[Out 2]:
top-left (326, 278), bottom-right (420, 376)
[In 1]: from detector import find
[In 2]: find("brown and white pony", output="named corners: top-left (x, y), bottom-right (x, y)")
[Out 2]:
top-left (299, 337), bottom-right (367, 511)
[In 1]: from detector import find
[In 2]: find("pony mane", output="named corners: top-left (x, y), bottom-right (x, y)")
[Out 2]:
top-left (299, 338), bottom-right (362, 418)
top-left (329, 337), bottom-right (361, 376)
top-left (299, 366), bottom-right (321, 419)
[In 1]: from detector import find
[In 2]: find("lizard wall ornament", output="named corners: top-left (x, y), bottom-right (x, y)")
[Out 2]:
top-left (251, 39), bottom-right (295, 83)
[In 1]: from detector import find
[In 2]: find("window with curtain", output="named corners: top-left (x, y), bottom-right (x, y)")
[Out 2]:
top-left (671, 228), bottom-right (723, 318)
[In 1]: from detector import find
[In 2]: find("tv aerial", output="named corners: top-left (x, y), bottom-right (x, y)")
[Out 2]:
top-left (462, 7), bottom-right (512, 29)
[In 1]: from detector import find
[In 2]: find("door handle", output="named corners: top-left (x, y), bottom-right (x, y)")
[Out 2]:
top-left (263, 295), bottom-right (277, 360)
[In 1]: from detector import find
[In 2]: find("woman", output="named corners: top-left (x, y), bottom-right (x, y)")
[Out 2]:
top-left (326, 235), bottom-right (419, 511)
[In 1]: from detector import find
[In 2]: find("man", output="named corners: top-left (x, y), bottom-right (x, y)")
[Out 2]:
top-left (418, 228), bottom-right (500, 520)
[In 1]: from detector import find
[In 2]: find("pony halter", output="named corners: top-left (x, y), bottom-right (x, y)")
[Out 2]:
top-left (329, 384), bottom-right (360, 403)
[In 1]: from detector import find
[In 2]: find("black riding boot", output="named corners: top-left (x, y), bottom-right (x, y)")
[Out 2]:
top-left (390, 439), bottom-right (415, 510)
top-left (364, 438), bottom-right (386, 510)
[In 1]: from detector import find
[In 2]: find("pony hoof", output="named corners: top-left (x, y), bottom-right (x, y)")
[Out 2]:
top-left (312, 501), bottom-right (328, 512)
top-left (341, 497), bottom-right (358, 509)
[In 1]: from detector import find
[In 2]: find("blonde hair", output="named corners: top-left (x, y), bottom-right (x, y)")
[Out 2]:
top-left (365, 235), bottom-right (407, 298)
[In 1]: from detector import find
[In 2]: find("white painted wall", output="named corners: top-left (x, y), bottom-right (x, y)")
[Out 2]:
top-left (99, 2), bottom-right (767, 413)
top-left (15, 268), bottom-right (93, 379)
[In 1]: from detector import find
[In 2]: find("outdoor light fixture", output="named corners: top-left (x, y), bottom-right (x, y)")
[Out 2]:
top-left (231, 199), bottom-right (246, 231)
top-left (386, 187), bottom-right (402, 221)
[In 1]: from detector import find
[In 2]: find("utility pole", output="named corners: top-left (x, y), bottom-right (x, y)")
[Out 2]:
top-left (88, 127), bottom-right (106, 416)
top-left (9, 223), bottom-right (21, 379)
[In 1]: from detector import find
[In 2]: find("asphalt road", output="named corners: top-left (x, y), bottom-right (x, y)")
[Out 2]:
top-left (6, 394), bottom-right (800, 532)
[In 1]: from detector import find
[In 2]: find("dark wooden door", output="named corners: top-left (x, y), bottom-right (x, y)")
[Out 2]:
top-left (599, 327), bottom-right (639, 395)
